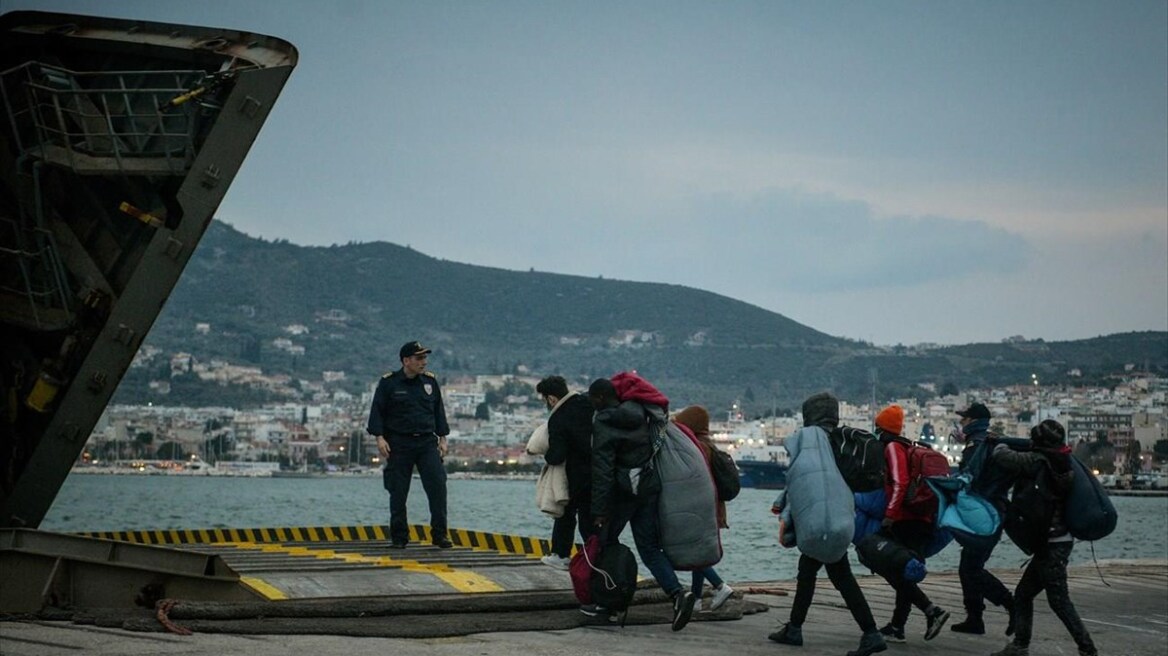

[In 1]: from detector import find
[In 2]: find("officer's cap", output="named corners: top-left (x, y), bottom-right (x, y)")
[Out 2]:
top-left (399, 341), bottom-right (432, 359)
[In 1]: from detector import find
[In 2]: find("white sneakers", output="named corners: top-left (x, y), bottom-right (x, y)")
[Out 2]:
top-left (709, 584), bottom-right (734, 611)
top-left (540, 554), bottom-right (571, 570)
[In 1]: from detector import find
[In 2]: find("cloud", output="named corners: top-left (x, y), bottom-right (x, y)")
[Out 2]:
top-left (659, 188), bottom-right (1032, 293)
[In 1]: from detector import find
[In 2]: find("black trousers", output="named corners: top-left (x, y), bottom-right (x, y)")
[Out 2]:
top-left (958, 530), bottom-right (1012, 616)
top-left (889, 520), bottom-right (935, 627)
top-left (383, 435), bottom-right (447, 544)
top-left (790, 553), bottom-right (877, 633)
top-left (1012, 541), bottom-right (1096, 653)
top-left (550, 493), bottom-right (593, 557)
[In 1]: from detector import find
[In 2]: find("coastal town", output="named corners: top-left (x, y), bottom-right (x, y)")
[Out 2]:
top-left (78, 340), bottom-right (1168, 486)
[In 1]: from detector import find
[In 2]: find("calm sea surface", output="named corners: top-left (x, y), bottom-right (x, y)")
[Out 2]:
top-left (42, 475), bottom-right (1168, 583)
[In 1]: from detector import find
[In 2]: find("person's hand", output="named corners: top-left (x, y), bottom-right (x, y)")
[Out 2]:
top-left (377, 436), bottom-right (390, 459)
top-left (881, 517), bottom-right (894, 530)
top-left (438, 437), bottom-right (448, 459)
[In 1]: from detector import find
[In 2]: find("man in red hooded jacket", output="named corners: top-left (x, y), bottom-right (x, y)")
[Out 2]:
top-left (874, 404), bottom-right (951, 643)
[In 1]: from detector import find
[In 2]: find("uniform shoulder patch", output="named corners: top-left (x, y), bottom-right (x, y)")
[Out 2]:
top-left (382, 371), bottom-right (395, 379)
top-left (422, 371), bottom-right (437, 378)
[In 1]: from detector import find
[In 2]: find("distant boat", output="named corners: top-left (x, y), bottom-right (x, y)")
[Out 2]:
top-left (711, 430), bottom-right (790, 490)
top-left (271, 470), bottom-right (320, 479)
top-left (735, 459), bottom-right (789, 490)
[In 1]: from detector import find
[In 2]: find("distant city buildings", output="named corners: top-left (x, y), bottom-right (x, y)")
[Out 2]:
top-left (96, 324), bottom-right (1167, 475)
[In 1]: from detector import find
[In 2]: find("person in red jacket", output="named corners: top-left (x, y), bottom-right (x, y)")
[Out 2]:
top-left (875, 404), bottom-right (951, 643)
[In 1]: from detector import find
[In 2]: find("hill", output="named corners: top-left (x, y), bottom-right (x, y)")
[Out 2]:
top-left (115, 221), bottom-right (1168, 414)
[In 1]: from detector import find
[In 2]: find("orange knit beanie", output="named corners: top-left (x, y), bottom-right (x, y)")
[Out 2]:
top-left (875, 404), bottom-right (905, 436)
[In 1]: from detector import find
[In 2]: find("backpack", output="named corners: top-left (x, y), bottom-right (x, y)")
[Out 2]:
top-left (589, 541), bottom-right (639, 615)
top-left (1004, 458), bottom-right (1061, 555)
top-left (1065, 456), bottom-right (1117, 541)
top-left (828, 426), bottom-right (885, 492)
top-left (902, 442), bottom-right (950, 515)
top-left (569, 534), bottom-right (602, 604)
top-left (709, 447), bottom-right (741, 501)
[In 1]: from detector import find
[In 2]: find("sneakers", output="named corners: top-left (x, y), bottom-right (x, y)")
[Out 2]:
top-left (671, 590), bottom-right (696, 631)
top-left (540, 554), bottom-right (571, 570)
top-left (434, 538), bottom-right (454, 549)
top-left (579, 603), bottom-right (608, 617)
top-left (950, 617), bottom-right (986, 634)
top-left (709, 584), bottom-right (734, 611)
top-left (581, 603), bottom-right (625, 624)
top-left (846, 630), bottom-right (888, 656)
top-left (768, 623), bottom-right (803, 646)
top-left (924, 607), bottom-right (951, 641)
top-left (879, 624), bottom-right (906, 643)
top-left (990, 643), bottom-right (1029, 656)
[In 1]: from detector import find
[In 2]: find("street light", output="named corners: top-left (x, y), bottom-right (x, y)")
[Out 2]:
top-left (1032, 373), bottom-right (1040, 421)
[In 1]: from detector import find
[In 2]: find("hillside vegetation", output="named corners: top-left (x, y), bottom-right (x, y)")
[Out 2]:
top-left (118, 221), bottom-right (1168, 414)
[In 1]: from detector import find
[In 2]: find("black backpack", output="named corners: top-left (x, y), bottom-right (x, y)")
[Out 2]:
top-left (828, 426), bottom-right (885, 492)
top-left (590, 542), bottom-right (638, 615)
top-left (709, 447), bottom-right (741, 501)
top-left (1004, 458), bottom-right (1061, 555)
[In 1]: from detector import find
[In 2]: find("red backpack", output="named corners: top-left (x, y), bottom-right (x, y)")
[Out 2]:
top-left (902, 442), bottom-right (950, 516)
top-left (569, 535), bottom-right (602, 604)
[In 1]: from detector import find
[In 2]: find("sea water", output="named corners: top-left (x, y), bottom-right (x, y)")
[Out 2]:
top-left (41, 475), bottom-right (1168, 583)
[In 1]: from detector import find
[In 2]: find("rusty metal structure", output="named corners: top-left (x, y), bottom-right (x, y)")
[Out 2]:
top-left (0, 10), bottom-right (297, 530)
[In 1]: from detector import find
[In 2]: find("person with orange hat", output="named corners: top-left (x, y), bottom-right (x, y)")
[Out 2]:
top-left (873, 404), bottom-right (951, 644)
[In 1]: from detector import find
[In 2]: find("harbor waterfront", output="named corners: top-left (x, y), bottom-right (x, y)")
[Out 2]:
top-left (41, 474), bottom-right (1168, 583)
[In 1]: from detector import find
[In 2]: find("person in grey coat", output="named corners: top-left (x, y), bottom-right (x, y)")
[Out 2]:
top-left (769, 392), bottom-right (887, 656)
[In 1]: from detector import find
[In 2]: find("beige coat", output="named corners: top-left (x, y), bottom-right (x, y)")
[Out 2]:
top-left (527, 422), bottom-right (569, 517)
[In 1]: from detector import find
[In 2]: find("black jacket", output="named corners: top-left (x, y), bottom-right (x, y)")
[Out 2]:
top-left (590, 400), bottom-right (660, 518)
top-left (544, 393), bottom-right (594, 498)
top-left (993, 444), bottom-right (1075, 539)
top-left (366, 369), bottom-right (449, 437)
top-left (960, 430), bottom-right (1014, 510)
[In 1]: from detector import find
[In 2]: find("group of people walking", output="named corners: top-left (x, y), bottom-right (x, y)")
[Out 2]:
top-left (367, 341), bottom-right (1098, 655)
top-left (533, 373), bottom-right (734, 631)
top-left (770, 395), bottom-right (1097, 656)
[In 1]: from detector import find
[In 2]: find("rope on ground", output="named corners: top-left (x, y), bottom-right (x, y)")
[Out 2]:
top-left (740, 586), bottom-right (790, 596)
top-left (155, 599), bottom-right (193, 635)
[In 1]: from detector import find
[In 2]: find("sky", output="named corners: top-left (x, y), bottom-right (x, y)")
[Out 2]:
top-left (4, 0), bottom-right (1166, 345)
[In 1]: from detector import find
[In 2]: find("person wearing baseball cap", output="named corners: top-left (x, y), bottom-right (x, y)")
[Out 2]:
top-left (950, 401), bottom-right (1015, 635)
top-left (366, 341), bottom-right (452, 549)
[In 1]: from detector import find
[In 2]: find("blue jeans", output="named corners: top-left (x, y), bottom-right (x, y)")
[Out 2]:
top-left (606, 491), bottom-right (681, 597)
top-left (958, 529), bottom-right (1011, 616)
top-left (383, 434), bottom-right (447, 544)
top-left (692, 567), bottom-right (724, 597)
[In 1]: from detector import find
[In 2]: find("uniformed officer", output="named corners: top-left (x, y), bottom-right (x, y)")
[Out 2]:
top-left (367, 341), bottom-right (452, 549)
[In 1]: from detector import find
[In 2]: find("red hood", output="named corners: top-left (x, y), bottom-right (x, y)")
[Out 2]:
top-left (611, 371), bottom-right (669, 409)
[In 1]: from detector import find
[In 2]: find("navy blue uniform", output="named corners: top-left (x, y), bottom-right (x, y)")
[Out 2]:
top-left (367, 369), bottom-right (449, 546)
top-left (367, 370), bottom-right (450, 438)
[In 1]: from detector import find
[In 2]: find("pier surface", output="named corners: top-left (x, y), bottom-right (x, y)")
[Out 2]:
top-left (2, 560), bottom-right (1165, 655)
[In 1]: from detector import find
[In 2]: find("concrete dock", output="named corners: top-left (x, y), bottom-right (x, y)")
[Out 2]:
top-left (2, 560), bottom-right (1164, 655)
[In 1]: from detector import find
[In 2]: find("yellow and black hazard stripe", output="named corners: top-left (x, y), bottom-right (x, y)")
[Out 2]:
top-left (78, 524), bottom-right (565, 556)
